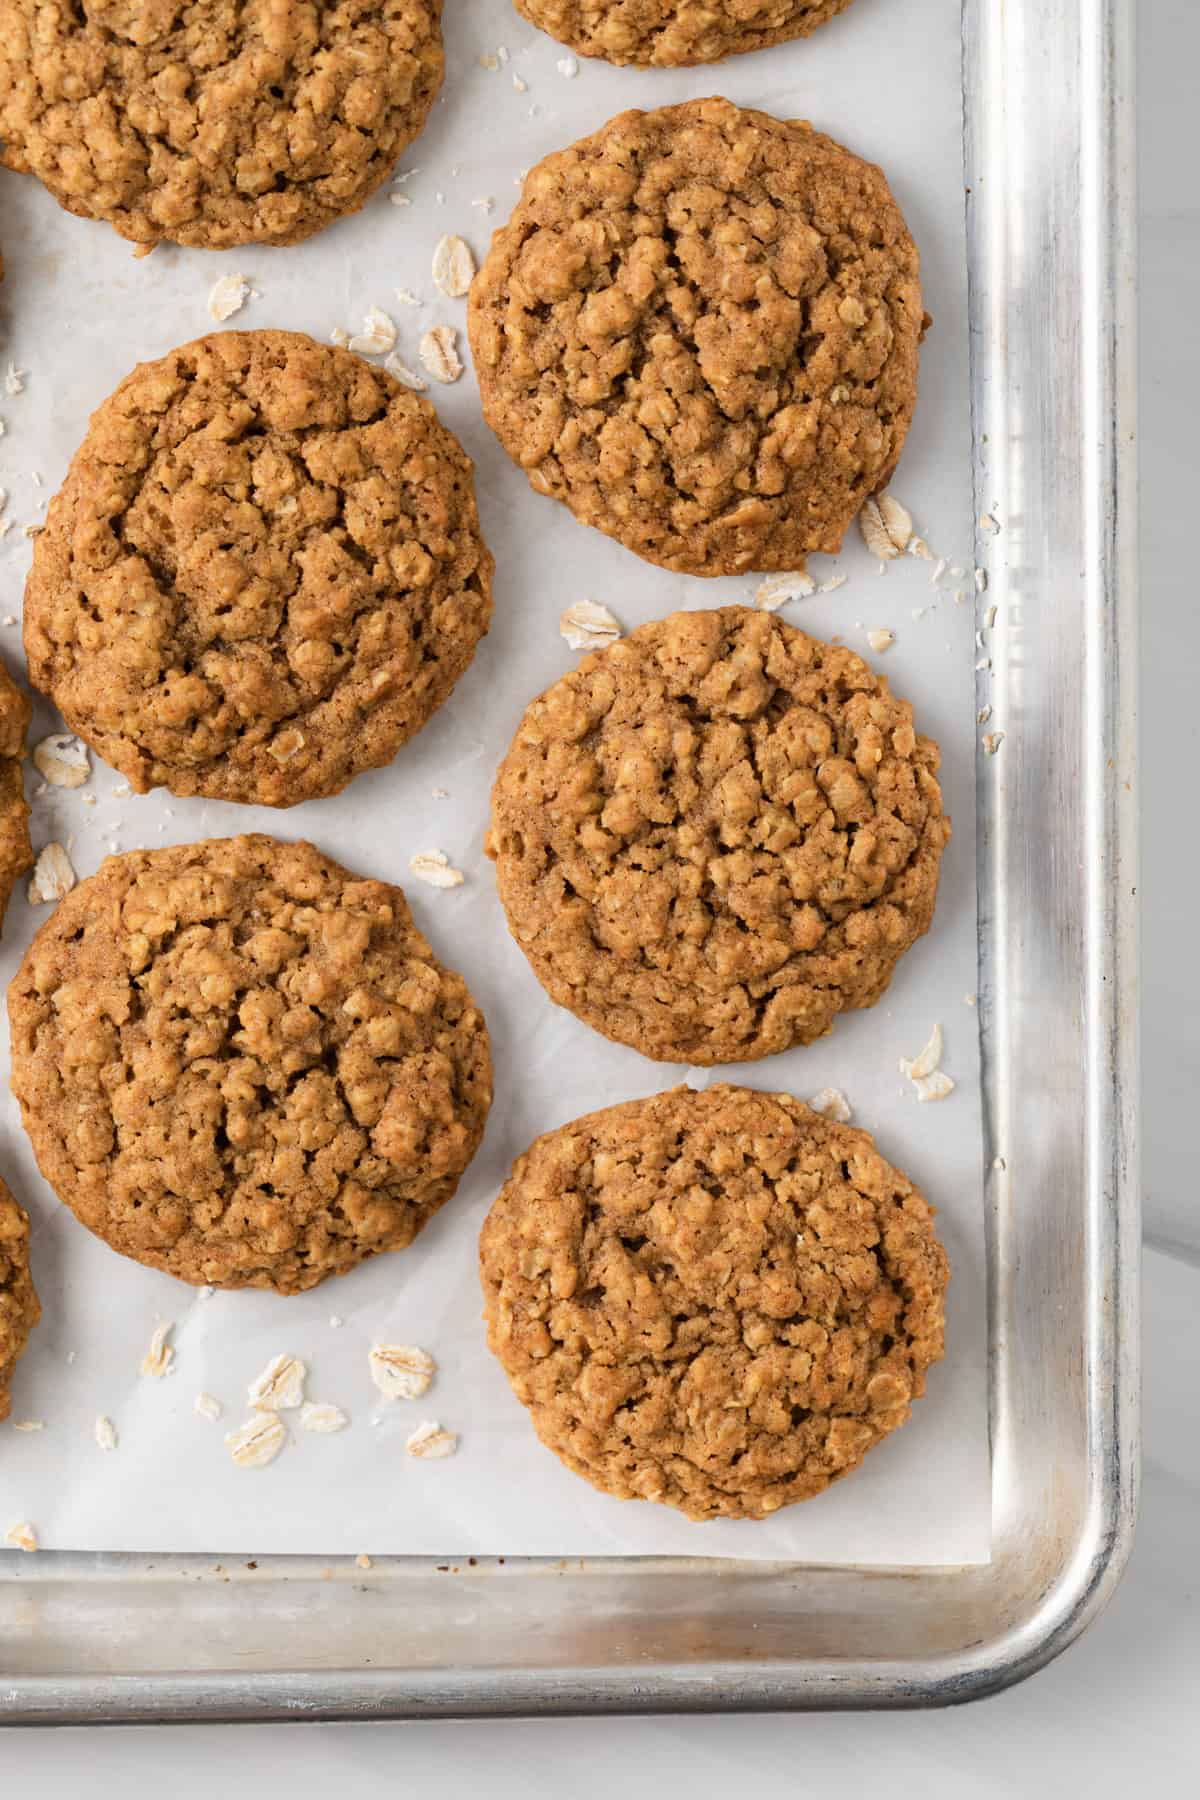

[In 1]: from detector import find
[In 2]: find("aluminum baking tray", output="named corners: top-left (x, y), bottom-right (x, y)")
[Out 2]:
top-left (0, 0), bottom-right (1138, 1719)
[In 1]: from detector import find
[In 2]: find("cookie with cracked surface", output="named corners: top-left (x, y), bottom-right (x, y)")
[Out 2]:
top-left (469, 98), bottom-right (925, 577)
top-left (0, 1177), bottom-right (40, 1424)
top-left (24, 330), bottom-right (493, 808)
top-left (488, 607), bottom-right (950, 1065)
top-left (480, 1084), bottom-right (948, 1520)
top-left (515, 0), bottom-right (854, 68)
top-left (0, 0), bottom-right (444, 250)
top-left (8, 835), bottom-right (492, 1294)
top-left (0, 654), bottom-right (34, 931)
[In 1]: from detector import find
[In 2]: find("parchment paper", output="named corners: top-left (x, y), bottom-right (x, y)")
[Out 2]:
top-left (0, 0), bottom-right (991, 1564)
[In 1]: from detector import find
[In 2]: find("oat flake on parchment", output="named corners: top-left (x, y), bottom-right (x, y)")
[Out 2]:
top-left (383, 350), bottom-right (428, 392)
top-left (419, 325), bottom-right (463, 384)
top-left (431, 235), bottom-right (476, 299)
top-left (28, 842), bottom-right (77, 905)
top-left (5, 1521), bottom-right (38, 1552)
top-left (348, 306), bottom-right (398, 356)
top-left (913, 1070), bottom-right (956, 1103)
top-left (33, 734), bottom-right (90, 788)
top-left (11, 1419), bottom-right (44, 1432)
top-left (225, 1413), bottom-right (288, 1469)
top-left (557, 53), bottom-right (579, 77)
top-left (355, 1552), bottom-right (372, 1569)
top-left (94, 1415), bottom-right (118, 1452)
top-left (408, 850), bottom-right (464, 890)
top-left (247, 1353), bottom-right (306, 1412)
top-left (369, 1344), bottom-right (436, 1401)
top-left (301, 1402), bottom-right (349, 1434)
top-left (867, 628), bottom-right (895, 654)
top-left (983, 731), bottom-right (1006, 755)
top-left (859, 493), bottom-right (913, 559)
top-left (194, 1393), bottom-right (222, 1422)
top-left (907, 535), bottom-right (934, 561)
top-left (900, 1022), bottom-right (943, 1082)
top-left (405, 1420), bottom-right (457, 1459)
top-left (820, 573), bottom-right (848, 593)
top-left (560, 599), bottom-right (621, 651)
top-left (140, 1320), bottom-right (175, 1379)
top-left (753, 570), bottom-right (815, 610)
top-left (808, 1088), bottom-right (852, 1124)
top-left (5, 364), bottom-right (25, 396)
top-left (207, 273), bottom-right (250, 323)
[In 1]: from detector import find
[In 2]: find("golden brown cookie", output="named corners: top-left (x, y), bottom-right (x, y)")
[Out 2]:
top-left (488, 607), bottom-right (950, 1065)
top-left (480, 1084), bottom-right (949, 1521)
top-left (515, 0), bottom-right (854, 68)
top-left (0, 1), bottom-right (444, 250)
top-left (469, 99), bottom-right (925, 577)
top-left (8, 835), bottom-right (492, 1294)
top-left (24, 331), bottom-right (494, 808)
top-left (0, 654), bottom-right (34, 930)
top-left (0, 1177), bottom-right (40, 1424)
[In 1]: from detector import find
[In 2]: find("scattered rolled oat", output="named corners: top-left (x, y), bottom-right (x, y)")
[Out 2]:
top-left (11, 1420), bottom-right (44, 1432)
top-left (348, 306), bottom-right (398, 356)
top-left (5, 364), bottom-right (25, 396)
top-left (859, 493), bottom-right (912, 559)
top-left (383, 350), bottom-right (428, 392)
top-left (913, 1070), bottom-right (956, 1103)
top-left (389, 191), bottom-right (411, 209)
top-left (985, 605), bottom-right (998, 628)
top-left (974, 568), bottom-right (988, 592)
top-left (431, 235), bottom-right (476, 299)
top-left (993, 1155), bottom-right (1007, 1171)
top-left (395, 287), bottom-right (419, 306)
top-left (557, 53), bottom-right (579, 77)
top-left (247, 1353), bottom-right (307, 1412)
top-left (983, 732), bottom-right (1006, 756)
top-left (194, 1393), bottom-right (222, 1422)
top-left (408, 850), bottom-right (464, 890)
top-left (907, 535), bottom-right (934, 560)
top-left (369, 1343), bottom-right (436, 1401)
top-left (867, 627), bottom-right (895, 654)
top-left (225, 1413), bottom-right (288, 1470)
top-left (471, 195), bottom-right (495, 214)
top-left (112, 782), bottom-right (132, 799)
top-left (27, 842), bottom-right (77, 905)
top-left (964, 993), bottom-right (977, 1006)
top-left (32, 734), bottom-right (90, 787)
top-left (977, 705), bottom-right (993, 725)
top-left (140, 1320), bottom-right (175, 1379)
top-left (979, 513), bottom-right (1001, 533)
top-left (808, 1087), bottom-right (852, 1124)
top-left (512, 73), bottom-right (527, 93)
top-left (301, 1402), bottom-right (349, 1434)
top-left (355, 1552), bottom-right (372, 1569)
top-left (559, 598), bottom-right (621, 650)
top-left (207, 273), bottom-right (250, 323)
top-left (5, 1521), bottom-right (38, 1552)
top-left (900, 1022), bottom-right (943, 1082)
top-left (94, 1415), bottom-right (118, 1452)
top-left (419, 325), bottom-right (463, 384)
top-left (753, 570), bottom-right (815, 610)
top-left (330, 326), bottom-right (350, 346)
top-left (479, 50), bottom-right (500, 70)
top-left (930, 557), bottom-right (948, 586)
top-left (819, 573), bottom-right (848, 593)
top-left (405, 1420), bottom-right (457, 1459)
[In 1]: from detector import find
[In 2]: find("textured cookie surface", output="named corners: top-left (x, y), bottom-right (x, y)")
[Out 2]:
top-left (469, 99), bottom-right (923, 576)
top-left (0, 1177), bottom-right (40, 1423)
top-left (24, 331), bottom-right (493, 808)
top-left (488, 607), bottom-right (950, 1065)
top-left (515, 0), bottom-right (854, 68)
top-left (0, 656), bottom-right (33, 929)
top-left (8, 835), bottom-right (492, 1293)
top-left (480, 1084), bottom-right (948, 1521)
top-left (0, 0), bottom-right (444, 249)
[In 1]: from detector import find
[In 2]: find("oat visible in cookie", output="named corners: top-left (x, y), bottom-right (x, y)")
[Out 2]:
top-left (479, 1084), bottom-right (948, 1521)
top-left (513, 0), bottom-right (855, 68)
top-left (0, 655), bottom-right (33, 930)
top-left (0, 1175), bottom-right (40, 1424)
top-left (24, 331), bottom-right (494, 808)
top-left (470, 99), bottom-right (925, 577)
top-left (487, 607), bottom-right (950, 1065)
top-left (0, 2), bottom-right (445, 250)
top-left (8, 835), bottom-right (492, 1293)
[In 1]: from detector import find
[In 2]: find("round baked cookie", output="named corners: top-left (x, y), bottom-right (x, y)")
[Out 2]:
top-left (0, 654), bottom-right (34, 930)
top-left (0, 1176), bottom-right (40, 1423)
top-left (480, 1084), bottom-right (948, 1521)
top-left (469, 98), bottom-right (925, 577)
top-left (24, 330), bottom-right (494, 808)
top-left (514, 0), bottom-right (854, 68)
top-left (488, 607), bottom-right (950, 1065)
top-left (0, 0), bottom-right (444, 250)
top-left (8, 835), bottom-right (492, 1294)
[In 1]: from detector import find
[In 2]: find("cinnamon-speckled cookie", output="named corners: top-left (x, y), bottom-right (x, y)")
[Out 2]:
top-left (515, 0), bottom-right (855, 68)
top-left (0, 655), bottom-right (34, 931)
top-left (469, 99), bottom-right (925, 577)
top-left (480, 1084), bottom-right (949, 1521)
top-left (8, 835), bottom-right (492, 1294)
top-left (0, 0), bottom-right (444, 249)
top-left (487, 607), bottom-right (950, 1065)
top-left (24, 331), bottom-right (493, 807)
top-left (0, 1177), bottom-right (40, 1423)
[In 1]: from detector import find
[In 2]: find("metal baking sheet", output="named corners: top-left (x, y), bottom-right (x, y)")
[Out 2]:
top-left (0, 0), bottom-right (1138, 1716)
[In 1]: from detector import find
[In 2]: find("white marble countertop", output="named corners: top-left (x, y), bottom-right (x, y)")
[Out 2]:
top-left (4, 3), bottom-right (1195, 1784)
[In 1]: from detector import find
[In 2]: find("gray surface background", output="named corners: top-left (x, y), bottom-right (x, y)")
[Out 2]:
top-left (3, 0), bottom-right (1196, 1784)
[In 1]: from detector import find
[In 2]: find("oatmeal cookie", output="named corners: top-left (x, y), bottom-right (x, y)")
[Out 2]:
top-left (0, 1177), bottom-right (40, 1424)
top-left (480, 1084), bottom-right (949, 1520)
top-left (488, 607), bottom-right (950, 1065)
top-left (0, 654), bottom-right (34, 930)
top-left (469, 98), bottom-right (925, 577)
top-left (0, 0), bottom-right (444, 250)
top-left (8, 835), bottom-right (492, 1293)
top-left (515, 0), bottom-right (854, 68)
top-left (24, 330), bottom-right (493, 808)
